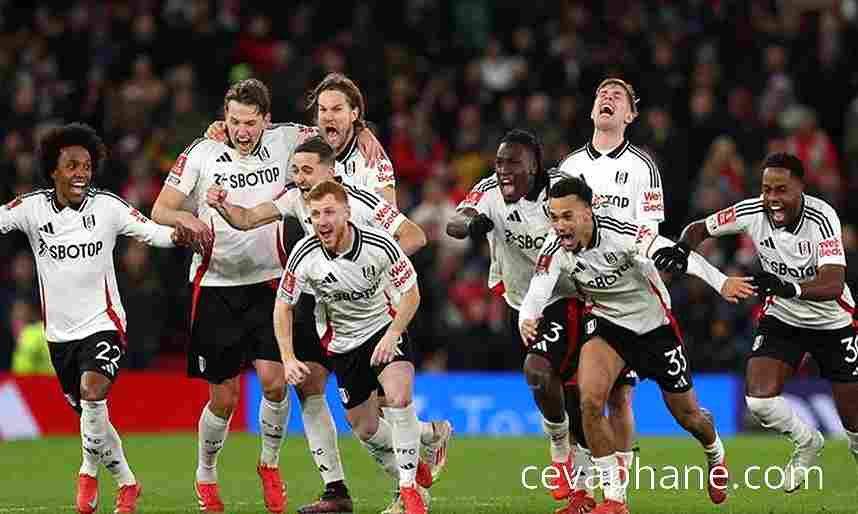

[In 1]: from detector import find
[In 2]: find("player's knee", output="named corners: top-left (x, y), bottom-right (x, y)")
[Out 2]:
top-left (210, 389), bottom-right (240, 417)
top-left (745, 395), bottom-right (777, 423)
top-left (79, 383), bottom-right (108, 402)
top-left (347, 413), bottom-right (378, 441)
top-left (381, 390), bottom-right (412, 409)
top-left (607, 386), bottom-right (632, 413)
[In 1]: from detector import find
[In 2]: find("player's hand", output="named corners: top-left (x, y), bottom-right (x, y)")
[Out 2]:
top-left (176, 212), bottom-right (213, 255)
top-left (519, 318), bottom-right (540, 346)
top-left (206, 184), bottom-right (228, 208)
top-left (652, 242), bottom-right (691, 274)
top-left (370, 331), bottom-right (402, 367)
top-left (171, 224), bottom-right (194, 248)
top-left (284, 358), bottom-right (311, 385)
top-left (357, 127), bottom-right (387, 169)
top-left (468, 213), bottom-right (494, 239)
top-left (720, 276), bottom-right (755, 304)
top-left (751, 272), bottom-right (798, 298)
top-left (205, 120), bottom-right (227, 142)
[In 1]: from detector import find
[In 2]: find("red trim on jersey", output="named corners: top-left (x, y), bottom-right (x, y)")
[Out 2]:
top-left (190, 219), bottom-right (215, 328)
top-left (275, 222), bottom-right (288, 268)
top-left (647, 279), bottom-right (684, 345)
top-left (835, 296), bottom-right (858, 328)
top-left (320, 322), bottom-right (334, 355)
top-left (104, 278), bottom-right (127, 346)
top-left (490, 281), bottom-right (506, 298)
top-left (559, 298), bottom-right (583, 376)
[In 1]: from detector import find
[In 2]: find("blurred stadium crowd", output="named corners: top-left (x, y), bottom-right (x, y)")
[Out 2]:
top-left (3, 0), bottom-right (858, 375)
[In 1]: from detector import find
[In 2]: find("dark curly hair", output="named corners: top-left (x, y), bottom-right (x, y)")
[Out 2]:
top-left (762, 152), bottom-right (805, 182)
top-left (38, 122), bottom-right (107, 184)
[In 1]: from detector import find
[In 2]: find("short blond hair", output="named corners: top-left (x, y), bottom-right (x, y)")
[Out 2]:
top-left (596, 78), bottom-right (639, 114)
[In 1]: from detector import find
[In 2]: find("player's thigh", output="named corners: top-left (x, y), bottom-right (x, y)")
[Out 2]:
top-left (635, 324), bottom-right (694, 393)
top-left (524, 298), bottom-right (583, 382)
top-left (187, 286), bottom-right (247, 383)
top-left (376, 331), bottom-right (417, 408)
top-left (329, 340), bottom-right (381, 412)
top-left (579, 316), bottom-right (630, 392)
top-left (296, 362), bottom-right (332, 400)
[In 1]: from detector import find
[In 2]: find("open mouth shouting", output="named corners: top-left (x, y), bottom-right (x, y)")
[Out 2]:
top-left (768, 203), bottom-right (786, 225)
top-left (557, 231), bottom-right (581, 253)
top-left (499, 175), bottom-right (516, 198)
top-left (69, 178), bottom-right (89, 196)
top-left (598, 103), bottom-right (615, 118)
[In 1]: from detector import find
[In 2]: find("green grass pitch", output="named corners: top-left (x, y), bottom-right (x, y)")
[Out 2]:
top-left (1, 434), bottom-right (854, 513)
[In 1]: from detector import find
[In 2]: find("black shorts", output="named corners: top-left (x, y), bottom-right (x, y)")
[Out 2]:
top-left (48, 331), bottom-right (125, 411)
top-left (753, 316), bottom-right (858, 382)
top-left (293, 293), bottom-right (332, 371)
top-left (509, 301), bottom-right (637, 387)
top-left (582, 315), bottom-right (692, 393)
top-left (329, 325), bottom-right (415, 410)
top-left (188, 282), bottom-right (282, 384)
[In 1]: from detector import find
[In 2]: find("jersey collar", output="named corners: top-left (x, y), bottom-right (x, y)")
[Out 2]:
top-left (335, 133), bottom-right (359, 163)
top-left (50, 188), bottom-right (89, 213)
top-left (585, 140), bottom-right (629, 160)
top-left (320, 221), bottom-right (363, 261)
top-left (768, 194), bottom-right (806, 234)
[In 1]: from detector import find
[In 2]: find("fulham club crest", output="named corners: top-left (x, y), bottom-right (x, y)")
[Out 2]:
top-left (797, 240), bottom-right (812, 257)
top-left (82, 214), bottom-right (96, 231)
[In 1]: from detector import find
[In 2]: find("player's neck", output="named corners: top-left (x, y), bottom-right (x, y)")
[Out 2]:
top-left (334, 129), bottom-right (356, 160)
top-left (591, 129), bottom-right (625, 154)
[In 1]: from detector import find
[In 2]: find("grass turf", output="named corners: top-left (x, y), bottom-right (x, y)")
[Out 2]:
top-left (0, 434), bottom-right (854, 513)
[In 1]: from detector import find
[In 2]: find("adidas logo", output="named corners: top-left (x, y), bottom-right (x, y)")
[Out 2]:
top-left (322, 272), bottom-right (338, 284)
top-left (259, 146), bottom-right (271, 160)
top-left (507, 210), bottom-right (522, 222)
top-left (215, 152), bottom-right (232, 162)
top-left (39, 222), bottom-right (54, 234)
top-left (761, 237), bottom-right (775, 249)
top-left (573, 261), bottom-right (587, 274)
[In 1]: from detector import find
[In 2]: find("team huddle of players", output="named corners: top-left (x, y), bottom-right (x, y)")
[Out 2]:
top-left (2, 72), bottom-right (857, 514)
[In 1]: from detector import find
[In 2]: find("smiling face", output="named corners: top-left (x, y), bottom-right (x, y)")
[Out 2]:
top-left (495, 141), bottom-right (535, 203)
top-left (317, 89), bottom-right (358, 154)
top-left (291, 151), bottom-right (336, 201)
top-left (590, 83), bottom-right (636, 132)
top-left (309, 192), bottom-right (351, 252)
top-left (225, 100), bottom-right (269, 156)
top-left (52, 145), bottom-right (92, 206)
top-left (548, 193), bottom-right (593, 253)
top-left (762, 167), bottom-right (804, 228)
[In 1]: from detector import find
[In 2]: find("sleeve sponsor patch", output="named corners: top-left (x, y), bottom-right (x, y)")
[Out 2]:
top-left (389, 257), bottom-right (415, 289)
top-left (374, 202), bottom-right (401, 230)
top-left (376, 161), bottom-right (395, 184)
top-left (170, 154), bottom-right (187, 177)
top-left (818, 237), bottom-right (843, 257)
top-left (281, 271), bottom-right (296, 296)
top-left (641, 189), bottom-right (663, 213)
top-left (634, 225), bottom-right (654, 245)
top-left (129, 208), bottom-right (149, 224)
top-left (461, 190), bottom-right (484, 207)
top-left (716, 206), bottom-right (736, 226)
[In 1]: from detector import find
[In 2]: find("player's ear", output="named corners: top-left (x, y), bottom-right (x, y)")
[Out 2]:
top-left (264, 112), bottom-right (272, 127)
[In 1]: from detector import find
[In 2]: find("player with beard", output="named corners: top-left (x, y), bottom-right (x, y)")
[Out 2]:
top-left (205, 136), bottom-right (450, 512)
top-left (447, 129), bottom-right (599, 511)
top-left (653, 152), bottom-right (858, 492)
top-left (520, 177), bottom-right (751, 514)
top-left (206, 73), bottom-right (396, 205)
top-left (0, 123), bottom-right (197, 514)
top-left (276, 180), bottom-right (428, 514)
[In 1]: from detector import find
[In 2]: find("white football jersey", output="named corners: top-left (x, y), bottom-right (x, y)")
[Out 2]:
top-left (273, 180), bottom-right (405, 237)
top-left (278, 224), bottom-right (418, 353)
top-left (558, 141), bottom-right (664, 230)
top-left (457, 175), bottom-right (576, 309)
top-left (520, 216), bottom-right (726, 335)
top-left (334, 134), bottom-right (396, 192)
top-left (165, 124), bottom-right (306, 286)
top-left (706, 194), bottom-right (855, 329)
top-left (0, 189), bottom-right (176, 342)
